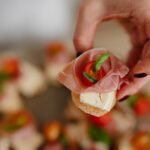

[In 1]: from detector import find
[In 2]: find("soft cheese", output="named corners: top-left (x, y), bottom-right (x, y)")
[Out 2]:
top-left (72, 91), bottom-right (116, 117)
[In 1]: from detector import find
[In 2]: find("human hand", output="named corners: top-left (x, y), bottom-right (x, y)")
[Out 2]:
top-left (74, 0), bottom-right (150, 99)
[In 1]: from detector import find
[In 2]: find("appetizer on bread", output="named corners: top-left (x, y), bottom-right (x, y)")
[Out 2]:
top-left (0, 59), bottom-right (23, 113)
top-left (58, 49), bottom-right (129, 116)
top-left (45, 42), bottom-right (73, 85)
top-left (0, 57), bottom-right (46, 97)
top-left (0, 83), bottom-right (23, 114)
top-left (0, 110), bottom-right (43, 150)
top-left (43, 121), bottom-right (78, 150)
top-left (117, 131), bottom-right (150, 150)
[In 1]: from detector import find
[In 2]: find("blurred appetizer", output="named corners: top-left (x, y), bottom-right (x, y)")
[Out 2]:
top-left (128, 94), bottom-right (150, 117)
top-left (58, 49), bottom-right (129, 116)
top-left (88, 104), bottom-right (136, 137)
top-left (43, 121), bottom-right (62, 142)
top-left (0, 57), bottom-right (46, 97)
top-left (0, 110), bottom-right (43, 150)
top-left (64, 121), bottom-right (111, 150)
top-left (64, 101), bottom-right (86, 122)
top-left (87, 125), bottom-right (111, 150)
top-left (0, 136), bottom-right (10, 150)
top-left (43, 121), bottom-right (78, 150)
top-left (64, 118), bottom-right (90, 149)
top-left (0, 83), bottom-right (23, 114)
top-left (64, 103), bottom-right (111, 150)
top-left (45, 42), bottom-right (73, 85)
top-left (117, 131), bottom-right (150, 150)
top-left (16, 61), bottom-right (46, 97)
top-left (127, 94), bottom-right (150, 131)
top-left (0, 59), bottom-right (23, 113)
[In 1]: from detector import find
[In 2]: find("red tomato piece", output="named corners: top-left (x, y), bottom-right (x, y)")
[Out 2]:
top-left (47, 42), bottom-right (65, 57)
top-left (131, 132), bottom-right (150, 150)
top-left (2, 58), bottom-right (20, 79)
top-left (82, 61), bottom-right (106, 86)
top-left (88, 113), bottom-right (112, 127)
top-left (134, 98), bottom-right (150, 116)
top-left (43, 121), bottom-right (62, 142)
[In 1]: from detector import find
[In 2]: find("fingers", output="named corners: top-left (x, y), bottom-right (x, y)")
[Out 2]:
top-left (117, 76), bottom-right (150, 100)
top-left (117, 41), bottom-right (150, 100)
top-left (74, 0), bottom-right (133, 53)
top-left (134, 40), bottom-right (150, 75)
top-left (133, 59), bottom-right (150, 76)
top-left (74, 0), bottom-right (106, 52)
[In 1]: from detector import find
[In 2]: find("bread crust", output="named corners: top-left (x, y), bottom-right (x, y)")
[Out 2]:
top-left (72, 92), bottom-right (109, 117)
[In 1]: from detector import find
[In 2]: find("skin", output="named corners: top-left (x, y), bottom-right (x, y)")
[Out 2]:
top-left (74, 0), bottom-right (150, 99)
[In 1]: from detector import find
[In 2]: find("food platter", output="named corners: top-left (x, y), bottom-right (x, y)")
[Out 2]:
top-left (0, 45), bottom-right (71, 125)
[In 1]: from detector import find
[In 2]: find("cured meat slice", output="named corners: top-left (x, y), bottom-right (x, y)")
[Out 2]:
top-left (58, 49), bottom-right (129, 116)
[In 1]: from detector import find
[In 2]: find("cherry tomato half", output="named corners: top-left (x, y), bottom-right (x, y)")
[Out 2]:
top-left (82, 61), bottom-right (106, 86)
top-left (47, 42), bottom-right (65, 57)
top-left (2, 58), bottom-right (20, 79)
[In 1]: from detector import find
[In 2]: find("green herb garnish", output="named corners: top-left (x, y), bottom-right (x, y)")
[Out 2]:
top-left (83, 72), bottom-right (98, 83)
top-left (0, 72), bottom-right (10, 94)
top-left (0, 72), bottom-right (10, 82)
top-left (3, 124), bottom-right (19, 132)
top-left (128, 95), bottom-right (137, 107)
top-left (94, 53), bottom-right (109, 72)
top-left (60, 135), bottom-right (69, 149)
top-left (3, 117), bottom-right (27, 133)
top-left (60, 135), bottom-right (68, 146)
top-left (88, 125), bottom-right (111, 145)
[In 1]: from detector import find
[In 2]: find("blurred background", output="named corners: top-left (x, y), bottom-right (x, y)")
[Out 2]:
top-left (0, 0), bottom-right (149, 150)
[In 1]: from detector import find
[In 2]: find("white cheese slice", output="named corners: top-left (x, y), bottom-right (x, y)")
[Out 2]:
top-left (72, 91), bottom-right (116, 117)
top-left (80, 91), bottom-right (116, 111)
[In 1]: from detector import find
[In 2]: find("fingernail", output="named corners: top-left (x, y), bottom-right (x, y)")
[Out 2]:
top-left (119, 95), bottom-right (129, 102)
top-left (134, 73), bottom-right (147, 78)
top-left (76, 52), bottom-right (82, 57)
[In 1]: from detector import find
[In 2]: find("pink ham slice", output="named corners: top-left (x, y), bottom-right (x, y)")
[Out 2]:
top-left (57, 49), bottom-right (129, 94)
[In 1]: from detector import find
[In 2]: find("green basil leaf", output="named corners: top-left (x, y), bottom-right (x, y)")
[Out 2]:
top-left (83, 72), bottom-right (97, 83)
top-left (88, 125), bottom-right (111, 145)
top-left (94, 53), bottom-right (109, 72)
top-left (0, 72), bottom-right (10, 82)
top-left (3, 124), bottom-right (19, 132)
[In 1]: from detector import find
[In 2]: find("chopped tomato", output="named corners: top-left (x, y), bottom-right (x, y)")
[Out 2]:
top-left (131, 132), bottom-right (150, 150)
top-left (134, 98), bottom-right (150, 116)
top-left (2, 58), bottom-right (20, 79)
top-left (43, 121), bottom-right (62, 142)
top-left (47, 42), bottom-right (65, 56)
top-left (82, 61), bottom-right (106, 86)
top-left (88, 113), bottom-right (112, 127)
top-left (2, 111), bottom-right (32, 133)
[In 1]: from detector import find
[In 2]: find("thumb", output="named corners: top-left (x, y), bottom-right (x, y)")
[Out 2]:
top-left (74, 0), bottom-right (106, 52)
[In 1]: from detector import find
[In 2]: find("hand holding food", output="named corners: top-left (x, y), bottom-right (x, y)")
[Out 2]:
top-left (74, 0), bottom-right (150, 100)
top-left (58, 49), bottom-right (129, 116)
